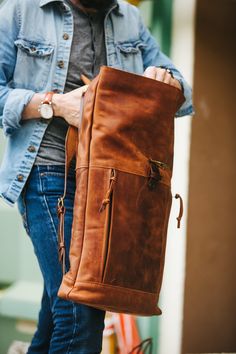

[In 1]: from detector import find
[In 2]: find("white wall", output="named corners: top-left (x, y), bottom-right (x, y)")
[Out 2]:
top-left (157, 0), bottom-right (196, 353)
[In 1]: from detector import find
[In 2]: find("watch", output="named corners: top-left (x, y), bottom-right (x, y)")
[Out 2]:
top-left (38, 92), bottom-right (54, 119)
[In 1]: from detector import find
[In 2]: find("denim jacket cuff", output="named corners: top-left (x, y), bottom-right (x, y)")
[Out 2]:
top-left (173, 76), bottom-right (195, 117)
top-left (2, 89), bottom-right (35, 136)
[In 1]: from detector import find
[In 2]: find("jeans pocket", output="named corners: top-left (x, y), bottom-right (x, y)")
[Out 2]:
top-left (40, 170), bottom-right (76, 197)
top-left (17, 187), bottom-right (30, 236)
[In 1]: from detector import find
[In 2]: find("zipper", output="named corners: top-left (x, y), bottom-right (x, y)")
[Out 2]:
top-left (148, 158), bottom-right (170, 190)
top-left (99, 169), bottom-right (116, 213)
top-left (149, 158), bottom-right (170, 170)
top-left (99, 169), bottom-right (116, 282)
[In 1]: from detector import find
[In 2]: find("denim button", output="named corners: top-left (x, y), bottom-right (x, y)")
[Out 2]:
top-left (28, 145), bottom-right (36, 153)
top-left (57, 60), bottom-right (64, 69)
top-left (63, 33), bottom-right (69, 40)
top-left (17, 174), bottom-right (24, 182)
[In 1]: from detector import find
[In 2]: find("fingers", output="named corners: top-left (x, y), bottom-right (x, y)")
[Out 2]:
top-left (143, 66), bottom-right (157, 80)
top-left (143, 66), bottom-right (172, 83)
top-left (143, 66), bottom-right (166, 81)
top-left (73, 85), bottom-right (89, 93)
top-left (163, 71), bottom-right (172, 85)
top-left (81, 74), bottom-right (91, 85)
top-left (81, 84), bottom-right (89, 93)
top-left (69, 85), bottom-right (89, 98)
top-left (143, 66), bottom-right (182, 90)
top-left (155, 68), bottom-right (166, 82)
top-left (170, 77), bottom-right (182, 90)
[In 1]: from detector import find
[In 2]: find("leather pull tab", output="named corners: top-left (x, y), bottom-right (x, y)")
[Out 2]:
top-left (79, 92), bottom-right (85, 131)
top-left (81, 74), bottom-right (91, 85)
top-left (99, 169), bottom-right (117, 213)
top-left (175, 194), bottom-right (184, 229)
top-left (57, 197), bottom-right (66, 274)
top-left (56, 125), bottom-right (78, 275)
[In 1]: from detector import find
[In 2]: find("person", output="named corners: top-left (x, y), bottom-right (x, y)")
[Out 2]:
top-left (0, 0), bottom-right (193, 352)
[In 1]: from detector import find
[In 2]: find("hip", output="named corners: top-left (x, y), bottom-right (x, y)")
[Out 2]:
top-left (17, 164), bottom-right (76, 236)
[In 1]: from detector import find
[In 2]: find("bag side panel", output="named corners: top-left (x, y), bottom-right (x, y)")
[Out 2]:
top-left (58, 75), bottom-right (100, 296)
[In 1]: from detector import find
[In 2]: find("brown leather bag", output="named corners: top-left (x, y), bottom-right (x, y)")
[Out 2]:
top-left (57, 66), bottom-right (185, 316)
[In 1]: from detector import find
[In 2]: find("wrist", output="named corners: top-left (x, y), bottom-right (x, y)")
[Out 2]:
top-left (37, 92), bottom-right (55, 120)
top-left (174, 77), bottom-right (184, 92)
top-left (52, 93), bottom-right (64, 117)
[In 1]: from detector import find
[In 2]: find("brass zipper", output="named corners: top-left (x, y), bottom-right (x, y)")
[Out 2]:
top-left (149, 158), bottom-right (170, 170)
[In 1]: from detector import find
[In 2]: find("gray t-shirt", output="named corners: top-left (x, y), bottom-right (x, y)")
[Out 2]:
top-left (34, 1), bottom-right (114, 165)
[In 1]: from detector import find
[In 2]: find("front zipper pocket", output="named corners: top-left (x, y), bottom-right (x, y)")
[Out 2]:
top-left (97, 168), bottom-right (172, 293)
top-left (99, 169), bottom-right (116, 282)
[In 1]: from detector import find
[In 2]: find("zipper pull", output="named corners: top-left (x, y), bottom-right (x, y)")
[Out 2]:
top-left (99, 169), bottom-right (116, 213)
top-left (57, 197), bottom-right (66, 274)
top-left (149, 158), bottom-right (170, 170)
top-left (175, 194), bottom-right (184, 229)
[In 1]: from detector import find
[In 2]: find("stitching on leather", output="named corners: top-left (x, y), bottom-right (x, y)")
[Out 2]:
top-left (73, 280), bottom-right (157, 296)
top-left (67, 77), bottom-right (100, 293)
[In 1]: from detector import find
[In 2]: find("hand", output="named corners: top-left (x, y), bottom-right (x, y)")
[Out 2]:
top-left (52, 85), bottom-right (88, 128)
top-left (143, 66), bottom-right (182, 90)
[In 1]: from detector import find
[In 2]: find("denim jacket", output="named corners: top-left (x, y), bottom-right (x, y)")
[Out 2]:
top-left (0, 0), bottom-right (194, 206)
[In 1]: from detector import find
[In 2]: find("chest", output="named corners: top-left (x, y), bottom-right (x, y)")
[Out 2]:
top-left (11, 4), bottom-right (145, 93)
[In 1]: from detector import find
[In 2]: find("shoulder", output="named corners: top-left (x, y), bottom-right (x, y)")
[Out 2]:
top-left (0, 0), bottom-right (41, 38)
top-left (0, 0), bottom-right (39, 13)
top-left (117, 0), bottom-right (141, 19)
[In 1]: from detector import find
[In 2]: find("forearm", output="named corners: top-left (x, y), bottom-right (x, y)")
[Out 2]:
top-left (139, 14), bottom-right (194, 117)
top-left (21, 93), bottom-right (44, 120)
top-left (22, 86), bottom-right (87, 129)
top-left (22, 93), bottom-right (64, 120)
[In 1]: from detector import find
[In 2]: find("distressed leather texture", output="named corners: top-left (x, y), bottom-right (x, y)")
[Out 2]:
top-left (58, 66), bottom-right (185, 316)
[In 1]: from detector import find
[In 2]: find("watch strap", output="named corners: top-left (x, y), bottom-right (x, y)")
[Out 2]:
top-left (43, 91), bottom-right (54, 105)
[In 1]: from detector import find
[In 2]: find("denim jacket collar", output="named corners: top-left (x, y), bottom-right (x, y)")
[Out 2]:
top-left (39, 0), bottom-right (63, 7)
top-left (39, 0), bottom-right (124, 16)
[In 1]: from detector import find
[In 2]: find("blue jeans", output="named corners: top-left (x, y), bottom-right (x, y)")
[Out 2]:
top-left (17, 165), bottom-right (105, 354)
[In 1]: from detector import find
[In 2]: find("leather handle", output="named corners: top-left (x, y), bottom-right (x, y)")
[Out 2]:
top-left (57, 76), bottom-right (90, 273)
top-left (81, 74), bottom-right (92, 85)
top-left (57, 125), bottom-right (78, 274)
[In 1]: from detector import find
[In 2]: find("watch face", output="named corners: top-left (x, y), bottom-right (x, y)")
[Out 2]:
top-left (40, 103), bottom-right (53, 119)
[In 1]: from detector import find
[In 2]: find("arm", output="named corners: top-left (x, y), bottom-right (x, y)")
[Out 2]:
top-left (22, 87), bottom-right (88, 128)
top-left (0, 0), bottom-right (87, 132)
top-left (0, 0), bottom-right (35, 136)
top-left (138, 14), bottom-right (194, 117)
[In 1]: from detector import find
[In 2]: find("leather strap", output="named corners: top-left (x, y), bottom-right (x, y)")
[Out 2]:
top-left (81, 74), bottom-right (92, 85)
top-left (175, 193), bottom-right (184, 228)
top-left (57, 75), bottom-right (91, 274)
top-left (43, 91), bottom-right (54, 104)
top-left (57, 125), bottom-right (78, 274)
